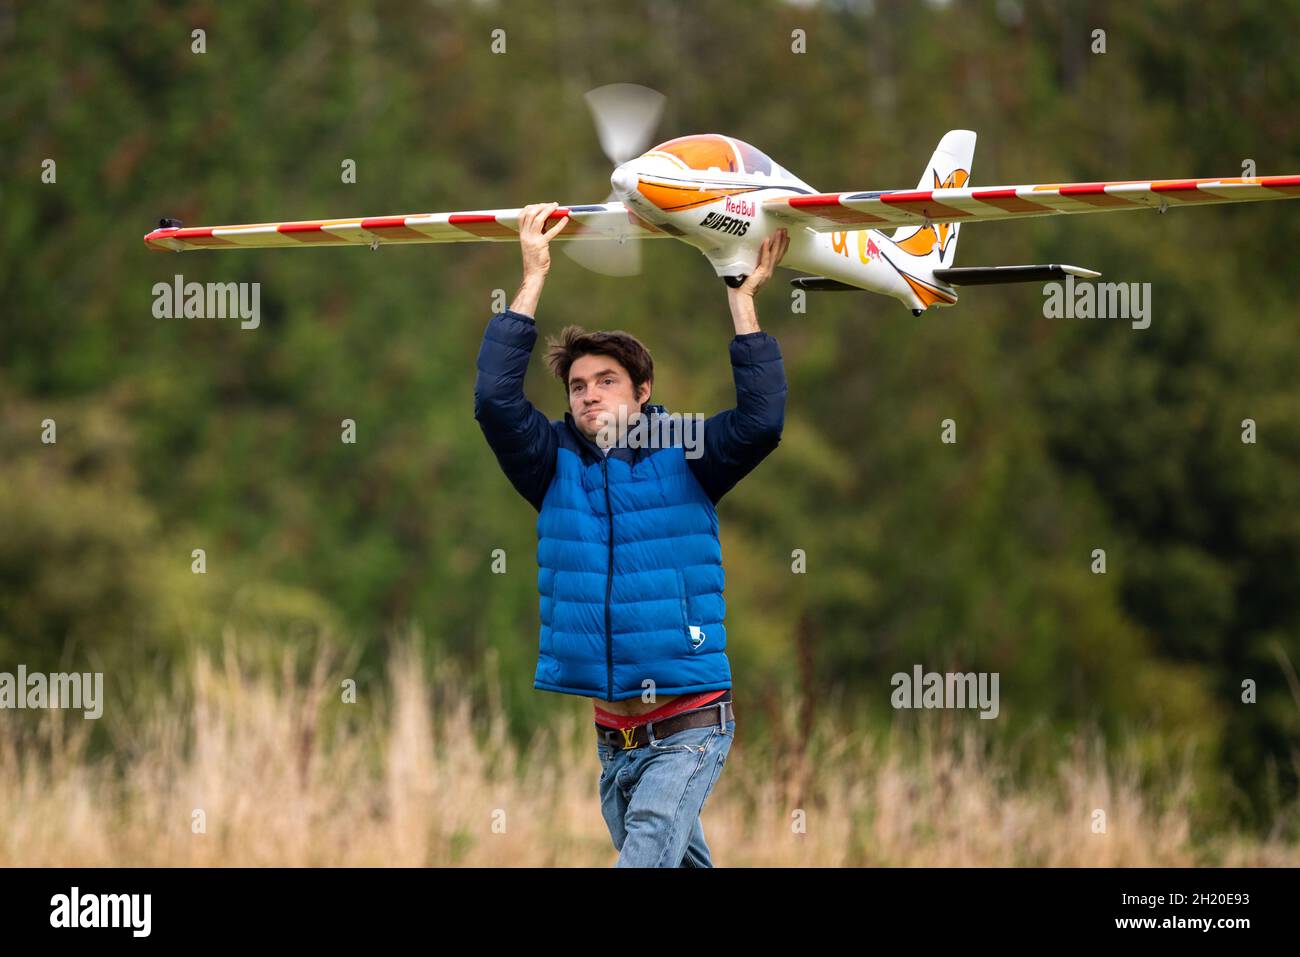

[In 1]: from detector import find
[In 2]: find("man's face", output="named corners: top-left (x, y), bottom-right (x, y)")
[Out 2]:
top-left (567, 353), bottom-right (651, 442)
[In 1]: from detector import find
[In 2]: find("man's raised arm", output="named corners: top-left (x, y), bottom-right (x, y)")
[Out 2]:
top-left (473, 203), bottom-right (569, 511)
top-left (689, 229), bottom-right (791, 505)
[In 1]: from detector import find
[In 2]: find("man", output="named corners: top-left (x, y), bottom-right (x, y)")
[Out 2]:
top-left (474, 201), bottom-right (789, 867)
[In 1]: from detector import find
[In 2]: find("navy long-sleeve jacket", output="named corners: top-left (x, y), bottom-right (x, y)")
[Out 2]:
top-left (473, 307), bottom-right (787, 700)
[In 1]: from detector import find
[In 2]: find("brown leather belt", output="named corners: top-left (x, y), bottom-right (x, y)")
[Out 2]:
top-left (595, 699), bottom-right (734, 751)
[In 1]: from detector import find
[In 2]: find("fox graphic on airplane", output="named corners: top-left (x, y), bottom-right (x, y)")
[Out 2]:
top-left (144, 89), bottom-right (1300, 315)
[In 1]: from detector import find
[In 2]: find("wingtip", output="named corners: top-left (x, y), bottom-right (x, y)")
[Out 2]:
top-left (144, 221), bottom-right (184, 251)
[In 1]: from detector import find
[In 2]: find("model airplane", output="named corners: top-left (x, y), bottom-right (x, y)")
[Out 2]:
top-left (144, 87), bottom-right (1300, 316)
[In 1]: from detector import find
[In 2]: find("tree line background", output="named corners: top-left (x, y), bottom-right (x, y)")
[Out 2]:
top-left (2, 0), bottom-right (1299, 838)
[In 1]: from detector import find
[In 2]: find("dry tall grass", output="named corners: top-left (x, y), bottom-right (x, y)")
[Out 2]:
top-left (2, 637), bottom-right (1296, 866)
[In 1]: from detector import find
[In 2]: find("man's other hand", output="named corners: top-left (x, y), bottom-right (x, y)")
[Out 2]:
top-left (735, 228), bottom-right (790, 298)
top-left (519, 202), bottom-right (570, 281)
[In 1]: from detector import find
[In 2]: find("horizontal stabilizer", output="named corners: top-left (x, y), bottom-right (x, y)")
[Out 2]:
top-left (931, 264), bottom-right (1101, 286)
top-left (788, 276), bottom-right (861, 291)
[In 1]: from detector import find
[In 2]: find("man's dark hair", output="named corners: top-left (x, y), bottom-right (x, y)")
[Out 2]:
top-left (544, 325), bottom-right (654, 396)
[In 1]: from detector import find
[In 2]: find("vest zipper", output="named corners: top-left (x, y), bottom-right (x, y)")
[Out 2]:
top-left (602, 454), bottom-right (614, 700)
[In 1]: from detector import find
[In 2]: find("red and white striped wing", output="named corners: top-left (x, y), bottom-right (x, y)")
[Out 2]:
top-left (143, 202), bottom-right (670, 251)
top-left (763, 175), bottom-right (1300, 231)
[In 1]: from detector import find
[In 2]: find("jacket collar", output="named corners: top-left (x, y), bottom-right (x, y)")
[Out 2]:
top-left (565, 403), bottom-right (669, 466)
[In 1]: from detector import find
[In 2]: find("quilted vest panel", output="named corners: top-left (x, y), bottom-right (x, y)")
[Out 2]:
top-left (535, 439), bottom-right (730, 701)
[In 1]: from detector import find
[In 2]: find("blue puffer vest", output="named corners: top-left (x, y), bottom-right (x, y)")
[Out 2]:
top-left (535, 417), bottom-right (729, 701)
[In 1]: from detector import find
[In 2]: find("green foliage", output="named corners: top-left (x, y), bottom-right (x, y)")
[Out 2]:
top-left (2, 0), bottom-right (1298, 829)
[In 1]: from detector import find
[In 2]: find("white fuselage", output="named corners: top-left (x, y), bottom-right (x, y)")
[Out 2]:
top-left (612, 157), bottom-right (924, 310)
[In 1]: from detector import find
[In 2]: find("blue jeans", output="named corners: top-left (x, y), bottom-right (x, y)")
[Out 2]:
top-left (596, 712), bottom-right (735, 867)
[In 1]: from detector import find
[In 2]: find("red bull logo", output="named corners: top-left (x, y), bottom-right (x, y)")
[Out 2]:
top-left (724, 196), bottom-right (755, 217)
top-left (830, 230), bottom-right (882, 264)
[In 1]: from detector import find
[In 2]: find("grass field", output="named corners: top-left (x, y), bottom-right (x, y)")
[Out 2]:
top-left (2, 638), bottom-right (1296, 867)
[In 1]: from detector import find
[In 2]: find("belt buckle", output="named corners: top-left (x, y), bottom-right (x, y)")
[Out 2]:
top-left (619, 726), bottom-right (640, 751)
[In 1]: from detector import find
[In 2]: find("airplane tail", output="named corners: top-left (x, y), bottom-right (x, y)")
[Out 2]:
top-left (793, 130), bottom-right (1103, 312)
top-left (889, 129), bottom-right (976, 260)
top-left (883, 130), bottom-right (977, 308)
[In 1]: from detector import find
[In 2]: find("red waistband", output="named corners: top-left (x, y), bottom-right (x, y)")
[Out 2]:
top-left (593, 689), bottom-right (729, 731)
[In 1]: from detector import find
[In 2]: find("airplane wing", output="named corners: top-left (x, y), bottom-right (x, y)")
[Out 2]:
top-left (763, 174), bottom-right (1300, 231)
top-left (143, 202), bottom-right (672, 251)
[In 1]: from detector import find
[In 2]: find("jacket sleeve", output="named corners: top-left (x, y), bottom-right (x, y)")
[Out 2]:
top-left (688, 330), bottom-right (788, 505)
top-left (473, 308), bottom-right (558, 512)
